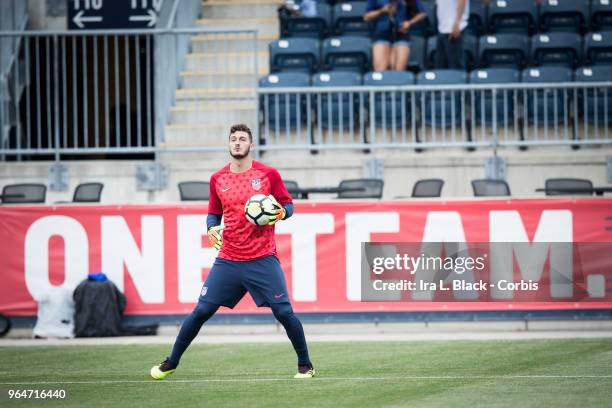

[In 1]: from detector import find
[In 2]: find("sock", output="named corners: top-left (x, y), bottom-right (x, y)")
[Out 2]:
top-left (271, 302), bottom-right (311, 366)
top-left (168, 301), bottom-right (219, 366)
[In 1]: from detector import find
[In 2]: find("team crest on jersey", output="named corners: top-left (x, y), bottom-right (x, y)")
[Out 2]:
top-left (251, 178), bottom-right (261, 191)
top-left (201, 286), bottom-right (208, 296)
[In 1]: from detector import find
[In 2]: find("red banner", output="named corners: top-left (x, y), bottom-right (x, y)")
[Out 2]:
top-left (1, 198), bottom-right (611, 316)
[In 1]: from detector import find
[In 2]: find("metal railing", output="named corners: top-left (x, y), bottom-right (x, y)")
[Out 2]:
top-left (0, 0), bottom-right (259, 159)
top-left (257, 81), bottom-right (612, 151)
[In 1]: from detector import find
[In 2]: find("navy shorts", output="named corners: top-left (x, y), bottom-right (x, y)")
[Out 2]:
top-left (199, 255), bottom-right (290, 308)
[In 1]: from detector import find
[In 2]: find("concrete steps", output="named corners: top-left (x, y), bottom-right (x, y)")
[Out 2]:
top-left (190, 35), bottom-right (273, 53)
top-left (169, 104), bottom-right (257, 124)
top-left (165, 0), bottom-right (278, 148)
top-left (197, 17), bottom-right (279, 38)
top-left (200, 1), bottom-right (281, 19)
top-left (184, 52), bottom-right (269, 72)
top-left (180, 70), bottom-right (266, 89)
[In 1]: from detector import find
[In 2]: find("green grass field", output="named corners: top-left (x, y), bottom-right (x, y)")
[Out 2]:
top-left (1, 339), bottom-right (611, 407)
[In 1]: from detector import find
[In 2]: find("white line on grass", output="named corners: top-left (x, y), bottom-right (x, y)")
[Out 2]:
top-left (1, 375), bottom-right (611, 385)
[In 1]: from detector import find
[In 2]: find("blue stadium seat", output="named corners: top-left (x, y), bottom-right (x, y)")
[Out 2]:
top-left (312, 71), bottom-right (362, 129)
top-left (575, 66), bottom-right (612, 124)
top-left (488, 0), bottom-right (537, 34)
top-left (322, 36), bottom-right (372, 73)
top-left (521, 67), bottom-right (573, 125)
top-left (584, 31), bottom-right (612, 66)
top-left (469, 68), bottom-right (520, 125)
top-left (281, 2), bottom-right (332, 39)
top-left (467, 0), bottom-right (488, 36)
top-left (427, 34), bottom-right (478, 70)
top-left (333, 1), bottom-right (372, 37)
top-left (410, 0), bottom-right (436, 37)
top-left (259, 73), bottom-right (310, 130)
top-left (531, 32), bottom-right (582, 68)
top-left (416, 69), bottom-right (467, 127)
top-left (363, 71), bottom-right (415, 128)
top-left (269, 38), bottom-right (320, 74)
top-left (539, 0), bottom-right (588, 33)
top-left (407, 35), bottom-right (427, 72)
top-left (591, 0), bottom-right (612, 31)
top-left (479, 33), bottom-right (529, 69)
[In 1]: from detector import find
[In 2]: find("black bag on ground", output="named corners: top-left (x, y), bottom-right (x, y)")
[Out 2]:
top-left (73, 276), bottom-right (158, 337)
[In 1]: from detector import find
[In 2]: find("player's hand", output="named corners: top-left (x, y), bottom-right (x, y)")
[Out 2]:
top-left (207, 225), bottom-right (223, 250)
top-left (399, 21), bottom-right (411, 33)
top-left (267, 195), bottom-right (286, 225)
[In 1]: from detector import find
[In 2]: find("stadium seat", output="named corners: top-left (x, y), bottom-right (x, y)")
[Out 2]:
top-left (281, 2), bottom-right (332, 39)
top-left (332, 1), bottom-right (372, 37)
top-left (337, 178), bottom-right (384, 199)
top-left (488, 0), bottom-right (537, 35)
top-left (409, 0), bottom-right (435, 37)
top-left (178, 181), bottom-right (210, 201)
top-left (407, 35), bottom-right (427, 72)
top-left (545, 178), bottom-right (593, 196)
top-left (269, 38), bottom-right (320, 74)
top-left (312, 71), bottom-right (362, 129)
top-left (283, 180), bottom-right (301, 199)
top-left (467, 0), bottom-right (487, 36)
top-left (471, 179), bottom-right (511, 196)
top-left (521, 67), bottom-right (573, 125)
top-left (531, 32), bottom-right (582, 68)
top-left (322, 36), bottom-right (372, 73)
top-left (72, 182), bottom-right (104, 203)
top-left (584, 31), bottom-right (612, 66)
top-left (575, 66), bottom-right (612, 124)
top-left (539, 0), bottom-right (588, 33)
top-left (0, 183), bottom-right (46, 204)
top-left (469, 68), bottom-right (520, 125)
top-left (363, 70), bottom-right (415, 128)
top-left (479, 33), bottom-right (529, 69)
top-left (412, 179), bottom-right (444, 197)
top-left (591, 0), bottom-right (612, 31)
top-left (427, 34), bottom-right (478, 70)
top-left (259, 72), bottom-right (310, 130)
top-left (416, 69), bottom-right (467, 127)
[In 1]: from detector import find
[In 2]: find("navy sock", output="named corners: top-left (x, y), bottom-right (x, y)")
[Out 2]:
top-left (169, 301), bottom-right (219, 366)
top-left (271, 302), bottom-right (311, 366)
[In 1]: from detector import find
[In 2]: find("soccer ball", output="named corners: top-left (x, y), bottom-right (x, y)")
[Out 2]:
top-left (244, 194), bottom-right (281, 226)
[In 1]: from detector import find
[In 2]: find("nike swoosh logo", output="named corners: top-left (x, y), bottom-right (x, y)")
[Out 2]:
top-left (274, 293), bottom-right (284, 299)
top-left (221, 187), bottom-right (232, 192)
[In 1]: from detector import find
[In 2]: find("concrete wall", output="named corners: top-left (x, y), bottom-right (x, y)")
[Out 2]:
top-left (1, 146), bottom-right (611, 203)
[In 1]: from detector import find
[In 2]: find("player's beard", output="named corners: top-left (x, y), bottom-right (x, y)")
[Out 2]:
top-left (230, 145), bottom-right (250, 160)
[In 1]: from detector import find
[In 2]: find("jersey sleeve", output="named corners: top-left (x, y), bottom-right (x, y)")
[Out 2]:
top-left (268, 168), bottom-right (293, 206)
top-left (208, 173), bottom-right (223, 215)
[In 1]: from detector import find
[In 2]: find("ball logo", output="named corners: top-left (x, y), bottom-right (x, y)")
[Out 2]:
top-left (251, 178), bottom-right (261, 191)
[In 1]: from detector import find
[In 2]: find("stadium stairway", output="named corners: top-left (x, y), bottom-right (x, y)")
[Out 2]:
top-left (163, 0), bottom-right (279, 151)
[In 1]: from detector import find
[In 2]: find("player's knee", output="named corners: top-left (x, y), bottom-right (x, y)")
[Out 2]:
top-left (271, 302), bottom-right (294, 322)
top-left (192, 301), bottom-right (218, 322)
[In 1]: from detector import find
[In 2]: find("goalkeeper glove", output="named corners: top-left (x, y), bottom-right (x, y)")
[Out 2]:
top-left (207, 225), bottom-right (223, 250)
top-left (267, 195), bottom-right (286, 225)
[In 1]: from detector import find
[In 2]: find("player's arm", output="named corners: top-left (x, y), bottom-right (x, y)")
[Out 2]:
top-left (207, 175), bottom-right (223, 249)
top-left (267, 169), bottom-right (294, 225)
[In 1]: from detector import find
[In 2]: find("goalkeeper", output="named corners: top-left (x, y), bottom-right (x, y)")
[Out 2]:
top-left (151, 124), bottom-right (314, 380)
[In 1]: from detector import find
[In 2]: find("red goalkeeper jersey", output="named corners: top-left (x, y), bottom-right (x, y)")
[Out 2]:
top-left (208, 160), bottom-right (293, 261)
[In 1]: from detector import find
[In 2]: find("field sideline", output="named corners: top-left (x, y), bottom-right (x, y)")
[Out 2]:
top-left (1, 339), bottom-right (611, 407)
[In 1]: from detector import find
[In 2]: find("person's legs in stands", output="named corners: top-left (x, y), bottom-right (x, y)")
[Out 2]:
top-left (372, 31), bottom-right (392, 71)
top-left (392, 43), bottom-right (410, 71)
top-left (446, 32), bottom-right (465, 70)
top-left (435, 33), bottom-right (448, 69)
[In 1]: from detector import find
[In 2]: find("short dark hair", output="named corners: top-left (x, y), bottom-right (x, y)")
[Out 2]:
top-left (229, 123), bottom-right (252, 142)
